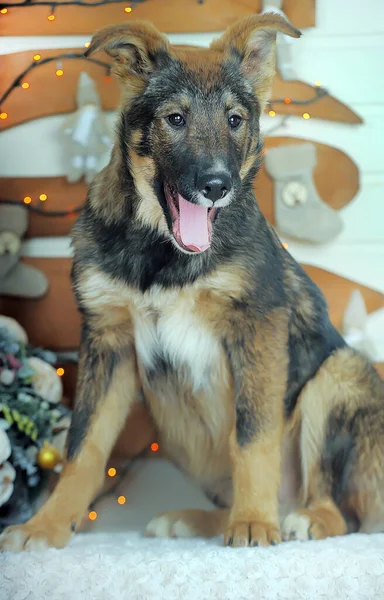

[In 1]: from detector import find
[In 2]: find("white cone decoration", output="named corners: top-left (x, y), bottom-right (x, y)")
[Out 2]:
top-left (262, 1), bottom-right (297, 80)
top-left (342, 290), bottom-right (384, 362)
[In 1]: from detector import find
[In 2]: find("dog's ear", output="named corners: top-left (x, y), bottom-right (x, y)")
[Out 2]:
top-left (211, 13), bottom-right (301, 111)
top-left (85, 21), bottom-right (172, 82)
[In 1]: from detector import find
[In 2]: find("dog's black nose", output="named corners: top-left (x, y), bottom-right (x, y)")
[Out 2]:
top-left (198, 172), bottom-right (232, 203)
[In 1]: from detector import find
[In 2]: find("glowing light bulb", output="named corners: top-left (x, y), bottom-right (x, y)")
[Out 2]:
top-left (117, 496), bottom-right (126, 505)
top-left (151, 442), bottom-right (159, 452)
top-left (56, 367), bottom-right (65, 376)
top-left (39, 193), bottom-right (48, 201)
top-left (21, 82), bottom-right (30, 89)
top-left (108, 467), bottom-right (116, 477)
top-left (47, 14), bottom-right (55, 21)
top-left (282, 242), bottom-right (289, 250)
top-left (284, 97), bottom-right (291, 104)
top-left (302, 112), bottom-right (311, 120)
top-left (33, 54), bottom-right (41, 61)
top-left (124, 6), bottom-right (132, 12)
top-left (55, 69), bottom-right (64, 77)
top-left (0, 8), bottom-right (8, 14)
top-left (23, 196), bottom-right (32, 204)
top-left (314, 80), bottom-right (322, 87)
top-left (268, 110), bottom-right (276, 117)
top-left (84, 42), bottom-right (90, 48)
top-left (0, 112), bottom-right (7, 120)
top-left (88, 511), bottom-right (97, 521)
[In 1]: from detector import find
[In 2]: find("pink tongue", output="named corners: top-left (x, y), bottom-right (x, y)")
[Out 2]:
top-left (178, 195), bottom-right (210, 252)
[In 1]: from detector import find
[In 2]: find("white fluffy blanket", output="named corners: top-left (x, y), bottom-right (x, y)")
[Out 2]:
top-left (1, 460), bottom-right (384, 600)
top-left (1, 532), bottom-right (384, 600)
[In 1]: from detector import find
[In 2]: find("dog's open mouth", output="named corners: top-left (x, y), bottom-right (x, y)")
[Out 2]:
top-left (164, 184), bottom-right (216, 253)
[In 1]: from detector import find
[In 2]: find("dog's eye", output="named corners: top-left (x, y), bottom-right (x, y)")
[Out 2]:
top-left (167, 114), bottom-right (185, 128)
top-left (228, 115), bottom-right (242, 129)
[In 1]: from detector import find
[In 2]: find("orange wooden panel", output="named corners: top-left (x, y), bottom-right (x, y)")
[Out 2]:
top-left (0, 177), bottom-right (85, 237)
top-left (0, 258), bottom-right (81, 350)
top-left (59, 363), bottom-right (78, 403)
top-left (271, 76), bottom-right (363, 124)
top-left (0, 48), bottom-right (119, 131)
top-left (0, 0), bottom-right (315, 36)
top-left (0, 137), bottom-right (359, 236)
top-left (306, 265), bottom-right (384, 381)
top-left (303, 266), bottom-right (384, 330)
top-left (0, 44), bottom-right (362, 131)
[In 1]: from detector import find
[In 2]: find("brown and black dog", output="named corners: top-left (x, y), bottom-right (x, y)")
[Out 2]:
top-left (2, 14), bottom-right (384, 552)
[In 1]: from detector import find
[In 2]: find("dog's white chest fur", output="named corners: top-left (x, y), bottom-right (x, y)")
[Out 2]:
top-left (130, 286), bottom-right (221, 391)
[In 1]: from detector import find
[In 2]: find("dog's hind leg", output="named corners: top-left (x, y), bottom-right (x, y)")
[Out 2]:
top-left (282, 348), bottom-right (384, 542)
top-left (341, 403), bottom-right (384, 535)
top-left (0, 329), bottom-right (139, 552)
top-left (145, 509), bottom-right (228, 539)
top-left (282, 349), bottom-right (351, 542)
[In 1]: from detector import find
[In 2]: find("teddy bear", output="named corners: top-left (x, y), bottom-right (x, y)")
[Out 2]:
top-left (0, 204), bottom-right (48, 298)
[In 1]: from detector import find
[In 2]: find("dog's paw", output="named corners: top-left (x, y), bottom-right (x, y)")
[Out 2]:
top-left (145, 512), bottom-right (197, 539)
top-left (282, 507), bottom-right (347, 542)
top-left (0, 522), bottom-right (72, 552)
top-left (225, 520), bottom-right (281, 548)
top-left (282, 512), bottom-right (312, 542)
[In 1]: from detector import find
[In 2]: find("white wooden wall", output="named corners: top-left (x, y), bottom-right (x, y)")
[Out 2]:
top-left (0, 0), bottom-right (383, 293)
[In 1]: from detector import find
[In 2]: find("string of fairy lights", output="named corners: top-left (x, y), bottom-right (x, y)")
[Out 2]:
top-left (0, 51), bottom-right (113, 110)
top-left (0, 196), bottom-right (84, 215)
top-left (267, 81), bottom-right (328, 119)
top-left (0, 0), bottom-right (147, 15)
top-left (0, 0), bottom-right (204, 19)
top-left (0, 46), bottom-right (329, 121)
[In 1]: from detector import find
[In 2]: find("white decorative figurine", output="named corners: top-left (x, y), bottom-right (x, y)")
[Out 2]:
top-left (61, 71), bottom-right (112, 185)
top-left (342, 290), bottom-right (384, 363)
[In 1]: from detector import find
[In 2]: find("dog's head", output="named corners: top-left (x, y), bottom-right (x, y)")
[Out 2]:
top-left (86, 16), bottom-right (300, 254)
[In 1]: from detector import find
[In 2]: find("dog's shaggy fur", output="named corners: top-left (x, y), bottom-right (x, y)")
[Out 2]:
top-left (1, 14), bottom-right (384, 552)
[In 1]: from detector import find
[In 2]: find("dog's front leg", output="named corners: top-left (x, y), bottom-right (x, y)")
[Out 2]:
top-left (0, 324), bottom-right (139, 552)
top-left (225, 307), bottom-right (289, 548)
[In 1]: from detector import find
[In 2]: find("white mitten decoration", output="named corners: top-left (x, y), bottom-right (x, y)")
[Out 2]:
top-left (264, 143), bottom-right (343, 244)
